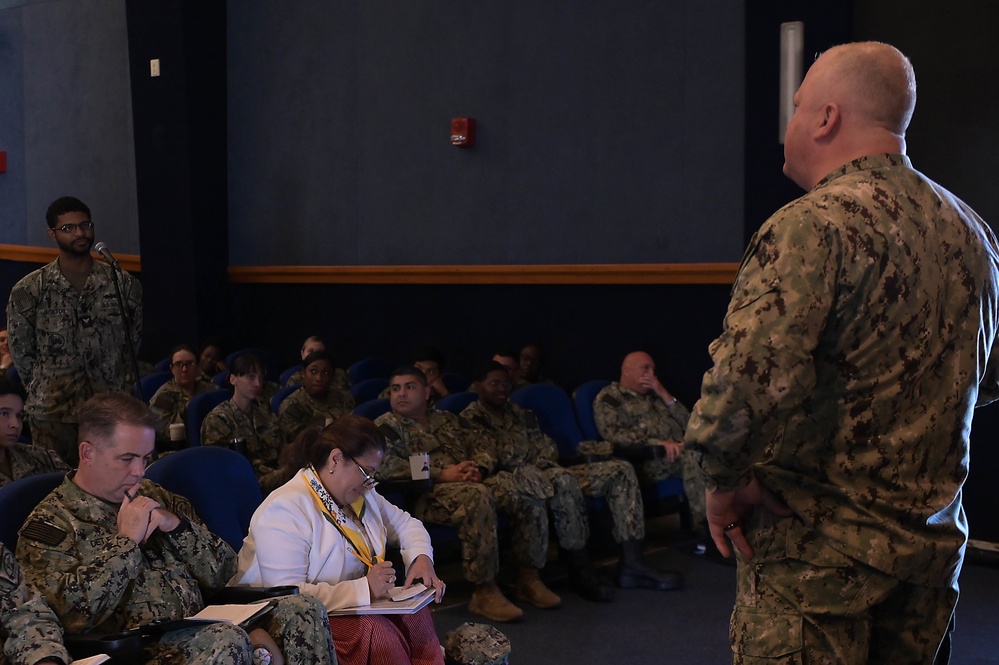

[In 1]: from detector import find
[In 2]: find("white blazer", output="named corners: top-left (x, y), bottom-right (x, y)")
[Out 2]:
top-left (232, 468), bottom-right (434, 612)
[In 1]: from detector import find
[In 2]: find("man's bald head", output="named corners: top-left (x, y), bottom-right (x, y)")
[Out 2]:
top-left (818, 41), bottom-right (916, 136)
top-left (620, 351), bottom-right (656, 394)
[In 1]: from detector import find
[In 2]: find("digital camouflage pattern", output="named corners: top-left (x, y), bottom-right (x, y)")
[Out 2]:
top-left (0, 443), bottom-right (68, 490)
top-left (0, 542), bottom-right (68, 665)
top-left (201, 399), bottom-right (285, 490)
top-left (686, 154), bottom-right (999, 591)
top-left (6, 260), bottom-right (142, 423)
top-left (593, 382), bottom-right (705, 525)
top-left (374, 410), bottom-right (500, 584)
top-left (277, 385), bottom-right (355, 441)
top-left (149, 377), bottom-right (220, 440)
top-left (444, 622), bottom-right (510, 665)
top-left (286, 366), bottom-right (351, 393)
top-left (463, 399), bottom-right (645, 546)
top-left (15, 475), bottom-right (336, 664)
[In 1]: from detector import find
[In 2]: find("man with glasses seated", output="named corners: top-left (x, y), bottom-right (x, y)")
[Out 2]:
top-left (149, 344), bottom-right (222, 447)
top-left (6, 196), bottom-right (142, 467)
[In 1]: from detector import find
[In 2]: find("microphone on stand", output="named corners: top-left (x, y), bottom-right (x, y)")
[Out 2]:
top-left (93, 241), bottom-right (121, 270)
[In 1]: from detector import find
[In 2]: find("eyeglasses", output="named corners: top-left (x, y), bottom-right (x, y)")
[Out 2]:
top-left (348, 456), bottom-right (378, 489)
top-left (171, 360), bottom-right (196, 369)
top-left (55, 221), bottom-right (94, 234)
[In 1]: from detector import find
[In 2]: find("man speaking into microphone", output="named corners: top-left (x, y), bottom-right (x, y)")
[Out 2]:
top-left (6, 196), bottom-right (143, 466)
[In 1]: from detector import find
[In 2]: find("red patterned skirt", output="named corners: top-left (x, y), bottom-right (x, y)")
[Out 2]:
top-left (328, 606), bottom-right (444, 665)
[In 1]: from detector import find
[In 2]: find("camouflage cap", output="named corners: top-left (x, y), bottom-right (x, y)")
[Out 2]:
top-left (445, 622), bottom-right (511, 665)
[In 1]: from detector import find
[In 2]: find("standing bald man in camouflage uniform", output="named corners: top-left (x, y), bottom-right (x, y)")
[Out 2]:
top-left (16, 392), bottom-right (336, 664)
top-left (0, 542), bottom-right (68, 665)
top-left (686, 42), bottom-right (999, 664)
top-left (374, 366), bottom-right (523, 623)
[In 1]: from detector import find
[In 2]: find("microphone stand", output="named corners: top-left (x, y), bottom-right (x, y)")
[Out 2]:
top-left (103, 258), bottom-right (144, 401)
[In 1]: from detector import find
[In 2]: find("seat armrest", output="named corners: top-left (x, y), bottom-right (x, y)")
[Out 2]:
top-left (214, 585), bottom-right (300, 603)
top-left (613, 444), bottom-right (666, 462)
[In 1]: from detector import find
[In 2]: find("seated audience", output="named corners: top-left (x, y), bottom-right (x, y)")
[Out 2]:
top-left (464, 362), bottom-right (682, 596)
top-left (201, 353), bottom-right (286, 493)
top-left (16, 392), bottom-right (336, 664)
top-left (0, 329), bottom-right (12, 373)
top-left (233, 418), bottom-right (446, 665)
top-left (593, 351), bottom-right (706, 529)
top-left (0, 541), bottom-right (69, 665)
top-left (374, 366), bottom-right (522, 622)
top-left (378, 346), bottom-right (452, 407)
top-left (285, 336), bottom-right (351, 392)
top-left (278, 351), bottom-right (355, 441)
top-left (491, 350), bottom-right (528, 392)
top-left (197, 339), bottom-right (227, 381)
top-left (149, 344), bottom-right (221, 444)
top-left (0, 376), bottom-right (68, 489)
top-left (517, 343), bottom-right (552, 385)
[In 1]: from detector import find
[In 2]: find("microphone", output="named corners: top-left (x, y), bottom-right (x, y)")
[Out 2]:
top-left (93, 242), bottom-right (120, 269)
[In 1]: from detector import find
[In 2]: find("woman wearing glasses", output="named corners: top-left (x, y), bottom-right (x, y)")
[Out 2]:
top-left (232, 416), bottom-right (446, 665)
top-left (149, 344), bottom-right (221, 444)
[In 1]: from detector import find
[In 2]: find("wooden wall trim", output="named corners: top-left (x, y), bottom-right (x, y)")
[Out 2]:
top-left (228, 263), bottom-right (740, 285)
top-left (0, 243), bottom-right (142, 273)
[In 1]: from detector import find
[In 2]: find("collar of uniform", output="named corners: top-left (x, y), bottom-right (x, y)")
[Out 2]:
top-left (815, 153), bottom-right (911, 191)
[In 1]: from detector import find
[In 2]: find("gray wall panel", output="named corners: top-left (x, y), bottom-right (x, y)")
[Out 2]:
top-left (18, 0), bottom-right (137, 251)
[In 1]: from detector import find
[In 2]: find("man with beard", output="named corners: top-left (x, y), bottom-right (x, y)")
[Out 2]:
top-left (6, 196), bottom-right (142, 465)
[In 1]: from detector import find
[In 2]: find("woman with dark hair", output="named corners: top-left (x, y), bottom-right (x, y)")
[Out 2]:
top-left (201, 353), bottom-right (285, 493)
top-left (0, 375), bottom-right (68, 488)
top-left (149, 344), bottom-right (220, 443)
top-left (233, 416), bottom-right (446, 665)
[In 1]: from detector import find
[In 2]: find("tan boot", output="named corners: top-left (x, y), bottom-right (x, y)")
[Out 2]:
top-left (515, 567), bottom-right (561, 609)
top-left (468, 582), bottom-right (524, 622)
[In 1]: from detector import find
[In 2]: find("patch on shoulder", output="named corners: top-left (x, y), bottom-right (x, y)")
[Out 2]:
top-left (378, 423), bottom-right (401, 442)
top-left (600, 394), bottom-right (621, 408)
top-left (20, 519), bottom-right (67, 547)
top-left (0, 546), bottom-right (18, 584)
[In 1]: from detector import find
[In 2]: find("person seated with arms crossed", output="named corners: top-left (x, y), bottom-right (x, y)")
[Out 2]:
top-left (0, 375), bottom-right (68, 489)
top-left (232, 417), bottom-right (446, 665)
top-left (464, 361), bottom-right (682, 596)
top-left (201, 353), bottom-right (287, 494)
top-left (278, 351), bottom-right (355, 441)
top-left (374, 366), bottom-right (522, 623)
top-left (284, 336), bottom-right (351, 392)
top-left (593, 351), bottom-right (706, 531)
top-left (15, 392), bottom-right (336, 665)
top-left (0, 540), bottom-right (69, 665)
top-left (149, 344), bottom-right (221, 446)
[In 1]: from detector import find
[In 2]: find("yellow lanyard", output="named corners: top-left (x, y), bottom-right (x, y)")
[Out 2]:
top-left (302, 471), bottom-right (383, 569)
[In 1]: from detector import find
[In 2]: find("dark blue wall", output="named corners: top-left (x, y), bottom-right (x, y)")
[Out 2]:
top-left (227, 1), bottom-right (747, 266)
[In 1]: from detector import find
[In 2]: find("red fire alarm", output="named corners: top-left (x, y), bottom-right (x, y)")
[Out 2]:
top-left (450, 118), bottom-right (476, 148)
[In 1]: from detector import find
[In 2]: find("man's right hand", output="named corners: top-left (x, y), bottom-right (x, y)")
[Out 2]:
top-left (118, 484), bottom-right (160, 543)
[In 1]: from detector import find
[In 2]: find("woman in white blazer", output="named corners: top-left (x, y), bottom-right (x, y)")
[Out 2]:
top-left (233, 416), bottom-right (446, 665)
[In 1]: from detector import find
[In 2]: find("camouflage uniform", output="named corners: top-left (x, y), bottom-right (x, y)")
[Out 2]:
top-left (463, 400), bottom-right (645, 548)
top-left (201, 399), bottom-right (286, 493)
top-left (0, 542), bottom-right (69, 665)
top-left (5, 260), bottom-right (142, 460)
top-left (15, 474), bottom-right (335, 664)
top-left (277, 386), bottom-right (355, 441)
top-left (686, 154), bottom-right (999, 662)
top-left (0, 443), bottom-right (69, 489)
top-left (374, 410), bottom-right (500, 584)
top-left (592, 382), bottom-right (705, 525)
top-left (149, 377), bottom-right (220, 441)
top-left (286, 366), bottom-right (351, 393)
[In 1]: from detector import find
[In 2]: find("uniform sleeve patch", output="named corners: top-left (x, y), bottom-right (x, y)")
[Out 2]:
top-left (600, 394), bottom-right (621, 408)
top-left (378, 424), bottom-right (401, 442)
top-left (20, 519), bottom-right (67, 547)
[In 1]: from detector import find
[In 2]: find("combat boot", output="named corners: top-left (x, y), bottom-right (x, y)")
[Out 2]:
top-left (468, 582), bottom-right (524, 622)
top-left (515, 567), bottom-right (561, 609)
top-left (564, 548), bottom-right (614, 602)
top-left (616, 539), bottom-right (684, 590)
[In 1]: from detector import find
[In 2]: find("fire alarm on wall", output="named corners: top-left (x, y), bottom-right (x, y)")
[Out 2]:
top-left (450, 117), bottom-right (475, 147)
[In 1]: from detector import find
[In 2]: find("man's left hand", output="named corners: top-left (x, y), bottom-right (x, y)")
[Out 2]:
top-left (705, 477), bottom-right (792, 559)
